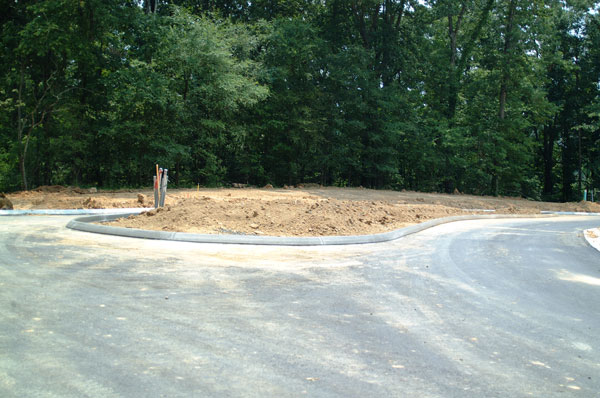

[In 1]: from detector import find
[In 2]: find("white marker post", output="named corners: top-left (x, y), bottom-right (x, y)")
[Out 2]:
top-left (160, 169), bottom-right (168, 207)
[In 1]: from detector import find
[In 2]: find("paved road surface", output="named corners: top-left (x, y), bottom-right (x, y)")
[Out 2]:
top-left (1, 216), bottom-right (599, 397)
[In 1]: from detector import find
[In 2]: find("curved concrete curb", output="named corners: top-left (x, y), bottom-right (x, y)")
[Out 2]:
top-left (67, 213), bottom-right (567, 246)
top-left (584, 228), bottom-right (600, 253)
top-left (0, 208), bottom-right (152, 216)
top-left (541, 211), bottom-right (600, 216)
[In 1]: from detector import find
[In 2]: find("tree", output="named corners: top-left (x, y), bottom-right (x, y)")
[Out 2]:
top-left (1, 0), bottom-right (597, 200)
top-left (421, 0), bottom-right (496, 192)
top-left (1, 0), bottom-right (83, 190)
top-left (252, 18), bottom-right (327, 185)
top-left (99, 7), bottom-right (268, 187)
top-left (536, 2), bottom-right (598, 201)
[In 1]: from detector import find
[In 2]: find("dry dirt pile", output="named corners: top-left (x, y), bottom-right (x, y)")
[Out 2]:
top-left (8, 185), bottom-right (148, 209)
top-left (4, 185), bottom-right (600, 237)
top-left (114, 196), bottom-right (471, 236)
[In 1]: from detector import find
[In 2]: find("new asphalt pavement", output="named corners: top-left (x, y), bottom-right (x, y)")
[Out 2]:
top-left (0, 215), bottom-right (599, 397)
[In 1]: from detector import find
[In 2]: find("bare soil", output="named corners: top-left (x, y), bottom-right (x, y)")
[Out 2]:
top-left (5, 185), bottom-right (600, 237)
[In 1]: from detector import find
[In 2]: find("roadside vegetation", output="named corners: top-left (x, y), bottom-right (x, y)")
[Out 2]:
top-left (1, 1), bottom-right (599, 202)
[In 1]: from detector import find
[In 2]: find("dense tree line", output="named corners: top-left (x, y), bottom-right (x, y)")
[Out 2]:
top-left (1, 0), bottom-right (599, 201)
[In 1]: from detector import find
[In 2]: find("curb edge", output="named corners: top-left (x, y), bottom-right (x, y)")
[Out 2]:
top-left (66, 213), bottom-right (569, 246)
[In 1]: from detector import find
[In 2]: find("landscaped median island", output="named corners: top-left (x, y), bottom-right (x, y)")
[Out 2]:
top-left (5, 186), bottom-right (600, 237)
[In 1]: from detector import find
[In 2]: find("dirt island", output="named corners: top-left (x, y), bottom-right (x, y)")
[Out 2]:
top-left (5, 185), bottom-right (599, 237)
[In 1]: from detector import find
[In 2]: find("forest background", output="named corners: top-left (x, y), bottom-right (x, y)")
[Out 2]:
top-left (1, 0), bottom-right (599, 202)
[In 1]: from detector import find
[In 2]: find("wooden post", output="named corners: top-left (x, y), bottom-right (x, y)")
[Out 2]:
top-left (155, 164), bottom-right (161, 208)
top-left (160, 169), bottom-right (168, 207)
top-left (153, 175), bottom-right (159, 208)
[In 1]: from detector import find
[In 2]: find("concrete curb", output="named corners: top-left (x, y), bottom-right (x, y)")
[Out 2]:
top-left (67, 213), bottom-right (567, 246)
top-left (541, 211), bottom-right (600, 216)
top-left (584, 228), bottom-right (600, 253)
top-left (0, 208), bottom-right (152, 216)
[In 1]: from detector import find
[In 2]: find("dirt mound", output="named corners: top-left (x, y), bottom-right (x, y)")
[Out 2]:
top-left (82, 197), bottom-right (102, 209)
top-left (111, 196), bottom-right (473, 236)
top-left (6, 188), bottom-right (150, 210)
top-left (3, 186), bottom-right (599, 236)
top-left (34, 185), bottom-right (68, 193)
top-left (0, 193), bottom-right (13, 209)
top-left (576, 200), bottom-right (600, 212)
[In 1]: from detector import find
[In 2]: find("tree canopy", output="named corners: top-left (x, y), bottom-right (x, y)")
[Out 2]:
top-left (1, 0), bottom-right (599, 201)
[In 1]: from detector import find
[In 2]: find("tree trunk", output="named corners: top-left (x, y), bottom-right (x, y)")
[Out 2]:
top-left (494, 0), bottom-right (517, 196)
top-left (447, 3), bottom-right (466, 119)
top-left (491, 174), bottom-right (499, 197)
top-left (578, 128), bottom-right (582, 195)
top-left (561, 126), bottom-right (574, 202)
top-left (499, 0), bottom-right (516, 120)
top-left (542, 126), bottom-right (556, 197)
top-left (19, 156), bottom-right (28, 191)
top-left (446, 0), bottom-right (494, 120)
top-left (17, 62), bottom-right (28, 190)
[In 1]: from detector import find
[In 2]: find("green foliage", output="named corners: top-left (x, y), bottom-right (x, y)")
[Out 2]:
top-left (0, 0), bottom-right (598, 201)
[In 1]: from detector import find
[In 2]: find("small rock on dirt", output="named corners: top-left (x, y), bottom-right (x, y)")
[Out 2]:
top-left (263, 184), bottom-right (274, 189)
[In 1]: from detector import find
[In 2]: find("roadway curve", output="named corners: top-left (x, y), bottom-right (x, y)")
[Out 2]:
top-left (1, 215), bottom-right (599, 397)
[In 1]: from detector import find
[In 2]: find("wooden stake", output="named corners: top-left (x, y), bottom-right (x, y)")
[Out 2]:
top-left (155, 164), bottom-right (161, 207)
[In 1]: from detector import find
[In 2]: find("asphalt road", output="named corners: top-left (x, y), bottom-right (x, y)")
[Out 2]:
top-left (1, 215), bottom-right (599, 397)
